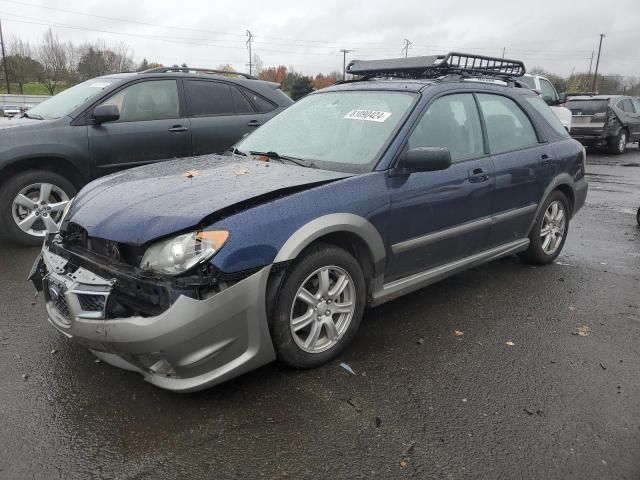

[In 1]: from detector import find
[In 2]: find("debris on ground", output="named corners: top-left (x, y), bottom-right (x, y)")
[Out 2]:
top-left (346, 398), bottom-right (361, 412)
top-left (417, 338), bottom-right (424, 345)
top-left (600, 362), bottom-right (606, 370)
top-left (453, 330), bottom-right (464, 337)
top-left (339, 362), bottom-right (356, 375)
top-left (182, 169), bottom-right (201, 179)
top-left (374, 416), bottom-right (382, 428)
top-left (505, 341), bottom-right (515, 346)
top-left (461, 398), bottom-right (468, 403)
top-left (572, 325), bottom-right (591, 337)
top-left (399, 459), bottom-right (408, 468)
top-left (234, 166), bottom-right (250, 176)
top-left (21, 374), bottom-right (28, 381)
top-left (94, 358), bottom-right (102, 364)
top-left (50, 349), bottom-right (57, 354)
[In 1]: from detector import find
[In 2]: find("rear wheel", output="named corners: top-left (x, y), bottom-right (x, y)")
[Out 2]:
top-left (0, 170), bottom-right (75, 246)
top-left (270, 243), bottom-right (366, 368)
top-left (609, 129), bottom-right (627, 155)
top-left (520, 190), bottom-right (570, 265)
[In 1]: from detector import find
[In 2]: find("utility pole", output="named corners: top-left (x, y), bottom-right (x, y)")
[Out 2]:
top-left (340, 48), bottom-right (352, 80)
top-left (502, 47), bottom-right (506, 58)
top-left (0, 19), bottom-right (10, 94)
top-left (402, 38), bottom-right (412, 58)
top-left (246, 30), bottom-right (253, 76)
top-left (586, 50), bottom-right (594, 88)
top-left (592, 33), bottom-right (605, 93)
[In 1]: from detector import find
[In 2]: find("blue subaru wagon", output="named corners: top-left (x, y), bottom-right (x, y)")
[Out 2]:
top-left (31, 53), bottom-right (588, 391)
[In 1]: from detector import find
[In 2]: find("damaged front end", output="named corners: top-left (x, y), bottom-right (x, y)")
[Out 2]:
top-left (31, 231), bottom-right (276, 392)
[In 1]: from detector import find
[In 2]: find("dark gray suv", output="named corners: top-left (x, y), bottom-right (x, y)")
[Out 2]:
top-left (0, 67), bottom-right (293, 245)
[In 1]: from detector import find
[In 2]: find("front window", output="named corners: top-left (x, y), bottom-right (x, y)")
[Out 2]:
top-left (235, 90), bottom-right (417, 173)
top-left (27, 78), bottom-right (118, 120)
top-left (98, 80), bottom-right (179, 122)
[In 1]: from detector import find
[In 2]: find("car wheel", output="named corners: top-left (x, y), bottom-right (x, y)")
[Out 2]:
top-left (637, 206), bottom-right (640, 226)
top-left (520, 190), bottom-right (570, 265)
top-left (0, 170), bottom-right (76, 246)
top-left (609, 129), bottom-right (627, 155)
top-left (270, 243), bottom-right (366, 368)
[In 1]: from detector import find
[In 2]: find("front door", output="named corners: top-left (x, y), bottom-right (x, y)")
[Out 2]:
top-left (387, 93), bottom-right (494, 281)
top-left (88, 79), bottom-right (191, 176)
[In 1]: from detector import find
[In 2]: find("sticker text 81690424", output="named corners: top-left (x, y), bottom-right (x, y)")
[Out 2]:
top-left (344, 109), bottom-right (392, 122)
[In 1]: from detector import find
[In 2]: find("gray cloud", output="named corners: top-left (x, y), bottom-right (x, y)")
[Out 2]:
top-left (0, 0), bottom-right (637, 76)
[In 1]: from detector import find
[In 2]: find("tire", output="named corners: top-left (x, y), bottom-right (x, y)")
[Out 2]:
top-left (609, 129), bottom-right (628, 155)
top-left (520, 190), bottom-right (570, 265)
top-left (636, 206), bottom-right (640, 226)
top-left (270, 243), bottom-right (366, 369)
top-left (0, 170), bottom-right (76, 246)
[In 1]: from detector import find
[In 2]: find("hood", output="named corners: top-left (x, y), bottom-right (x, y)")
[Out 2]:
top-left (67, 155), bottom-right (352, 245)
top-left (0, 116), bottom-right (51, 131)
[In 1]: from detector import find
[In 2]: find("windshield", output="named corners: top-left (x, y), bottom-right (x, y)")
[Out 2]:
top-left (235, 90), bottom-right (417, 173)
top-left (565, 100), bottom-right (608, 115)
top-left (27, 78), bottom-right (119, 119)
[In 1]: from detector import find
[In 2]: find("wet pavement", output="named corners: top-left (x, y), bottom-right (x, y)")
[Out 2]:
top-left (1, 148), bottom-right (639, 479)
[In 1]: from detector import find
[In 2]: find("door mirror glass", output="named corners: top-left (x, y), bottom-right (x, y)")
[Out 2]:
top-left (92, 104), bottom-right (120, 124)
top-left (401, 147), bottom-right (451, 173)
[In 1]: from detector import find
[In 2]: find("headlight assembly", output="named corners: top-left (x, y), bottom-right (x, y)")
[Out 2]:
top-left (140, 230), bottom-right (229, 275)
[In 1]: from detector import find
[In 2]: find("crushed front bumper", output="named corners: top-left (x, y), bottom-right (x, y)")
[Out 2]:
top-left (33, 248), bottom-right (276, 392)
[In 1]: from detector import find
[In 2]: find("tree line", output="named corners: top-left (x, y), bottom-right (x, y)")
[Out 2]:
top-left (2, 29), bottom-right (639, 98)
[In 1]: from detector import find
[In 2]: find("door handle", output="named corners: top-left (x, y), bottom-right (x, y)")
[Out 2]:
top-left (168, 125), bottom-right (188, 132)
top-left (539, 153), bottom-right (553, 165)
top-left (247, 120), bottom-right (261, 127)
top-left (468, 167), bottom-right (490, 183)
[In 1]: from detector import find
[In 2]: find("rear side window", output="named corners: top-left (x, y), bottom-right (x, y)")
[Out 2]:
top-left (477, 94), bottom-right (538, 153)
top-left (240, 87), bottom-right (276, 113)
top-left (525, 96), bottom-right (569, 137)
top-left (633, 98), bottom-right (640, 113)
top-left (408, 93), bottom-right (484, 161)
top-left (185, 80), bottom-right (234, 116)
top-left (622, 98), bottom-right (635, 113)
top-left (231, 86), bottom-right (255, 114)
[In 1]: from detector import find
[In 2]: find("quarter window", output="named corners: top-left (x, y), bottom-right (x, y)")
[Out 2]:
top-left (99, 80), bottom-right (179, 122)
top-left (622, 98), bottom-right (635, 113)
top-left (240, 87), bottom-right (276, 113)
top-left (408, 93), bottom-right (484, 161)
top-left (185, 80), bottom-right (234, 116)
top-left (477, 94), bottom-right (538, 153)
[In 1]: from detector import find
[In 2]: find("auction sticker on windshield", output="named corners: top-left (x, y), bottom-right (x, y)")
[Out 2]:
top-left (344, 109), bottom-right (392, 122)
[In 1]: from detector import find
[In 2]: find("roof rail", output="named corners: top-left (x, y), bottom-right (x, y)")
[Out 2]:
top-left (346, 52), bottom-right (526, 79)
top-left (141, 67), bottom-right (255, 79)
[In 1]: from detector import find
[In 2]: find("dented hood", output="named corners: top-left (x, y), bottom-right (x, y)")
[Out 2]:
top-left (67, 155), bottom-right (352, 245)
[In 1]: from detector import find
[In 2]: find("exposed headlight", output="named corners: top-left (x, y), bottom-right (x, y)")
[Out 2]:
top-left (140, 230), bottom-right (229, 275)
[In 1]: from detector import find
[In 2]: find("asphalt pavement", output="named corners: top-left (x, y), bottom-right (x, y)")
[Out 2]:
top-left (1, 147), bottom-right (639, 480)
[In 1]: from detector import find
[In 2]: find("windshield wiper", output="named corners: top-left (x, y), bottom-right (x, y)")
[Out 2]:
top-left (22, 112), bottom-right (44, 120)
top-left (248, 150), bottom-right (314, 168)
top-left (228, 147), bottom-right (247, 156)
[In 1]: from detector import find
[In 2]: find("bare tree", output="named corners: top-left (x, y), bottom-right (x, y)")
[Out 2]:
top-left (5, 37), bottom-right (42, 93)
top-left (37, 29), bottom-right (69, 95)
top-left (252, 53), bottom-right (263, 76)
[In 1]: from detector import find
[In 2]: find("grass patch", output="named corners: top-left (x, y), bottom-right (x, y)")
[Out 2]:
top-left (0, 82), bottom-right (68, 95)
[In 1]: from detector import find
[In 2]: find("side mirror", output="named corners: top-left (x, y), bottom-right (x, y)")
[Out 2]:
top-left (397, 147), bottom-right (452, 174)
top-left (92, 104), bottom-right (120, 124)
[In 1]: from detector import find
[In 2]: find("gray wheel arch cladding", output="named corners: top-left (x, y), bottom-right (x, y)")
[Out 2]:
top-left (273, 213), bottom-right (386, 275)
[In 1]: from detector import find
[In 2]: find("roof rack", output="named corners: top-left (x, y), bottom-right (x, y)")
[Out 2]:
top-left (141, 67), bottom-right (255, 79)
top-left (346, 52), bottom-right (526, 80)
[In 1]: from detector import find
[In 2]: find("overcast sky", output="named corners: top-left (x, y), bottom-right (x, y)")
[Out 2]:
top-left (1, 0), bottom-right (638, 77)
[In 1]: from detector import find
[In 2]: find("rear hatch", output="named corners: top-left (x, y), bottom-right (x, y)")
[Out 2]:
top-left (566, 99), bottom-right (609, 135)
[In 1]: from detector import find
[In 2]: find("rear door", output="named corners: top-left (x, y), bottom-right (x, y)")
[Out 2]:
top-left (184, 80), bottom-right (273, 155)
top-left (88, 79), bottom-right (191, 176)
top-left (476, 93), bottom-right (545, 247)
top-left (621, 98), bottom-right (640, 140)
top-left (387, 92), bottom-right (494, 280)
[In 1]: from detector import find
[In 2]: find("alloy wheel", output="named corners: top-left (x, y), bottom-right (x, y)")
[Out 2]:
top-left (289, 265), bottom-right (356, 353)
top-left (11, 183), bottom-right (70, 237)
top-left (540, 200), bottom-right (566, 255)
top-left (619, 132), bottom-right (627, 153)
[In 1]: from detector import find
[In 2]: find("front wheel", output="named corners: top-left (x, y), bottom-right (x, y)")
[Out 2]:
top-left (520, 191), bottom-right (570, 264)
top-left (0, 170), bottom-right (76, 246)
top-left (270, 243), bottom-right (366, 369)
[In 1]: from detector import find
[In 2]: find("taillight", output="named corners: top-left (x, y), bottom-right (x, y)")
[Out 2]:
top-left (582, 146), bottom-right (587, 167)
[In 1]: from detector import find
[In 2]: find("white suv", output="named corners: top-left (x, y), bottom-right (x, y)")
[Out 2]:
top-left (520, 74), bottom-right (572, 132)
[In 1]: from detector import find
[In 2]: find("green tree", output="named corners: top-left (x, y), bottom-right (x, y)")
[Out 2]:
top-left (290, 76), bottom-right (313, 100)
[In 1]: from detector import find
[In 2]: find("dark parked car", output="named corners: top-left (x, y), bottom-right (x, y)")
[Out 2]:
top-left (566, 95), bottom-right (640, 154)
top-left (0, 67), bottom-right (292, 245)
top-left (31, 53), bottom-right (587, 391)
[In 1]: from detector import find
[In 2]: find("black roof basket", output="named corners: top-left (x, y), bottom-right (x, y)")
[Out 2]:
top-left (141, 66), bottom-right (255, 79)
top-left (346, 52), bottom-right (526, 79)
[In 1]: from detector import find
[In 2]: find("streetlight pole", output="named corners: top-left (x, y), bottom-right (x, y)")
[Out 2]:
top-left (340, 48), bottom-right (352, 81)
top-left (592, 34), bottom-right (605, 93)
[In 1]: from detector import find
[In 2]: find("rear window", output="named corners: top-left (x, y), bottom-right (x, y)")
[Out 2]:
top-left (565, 100), bottom-right (608, 115)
